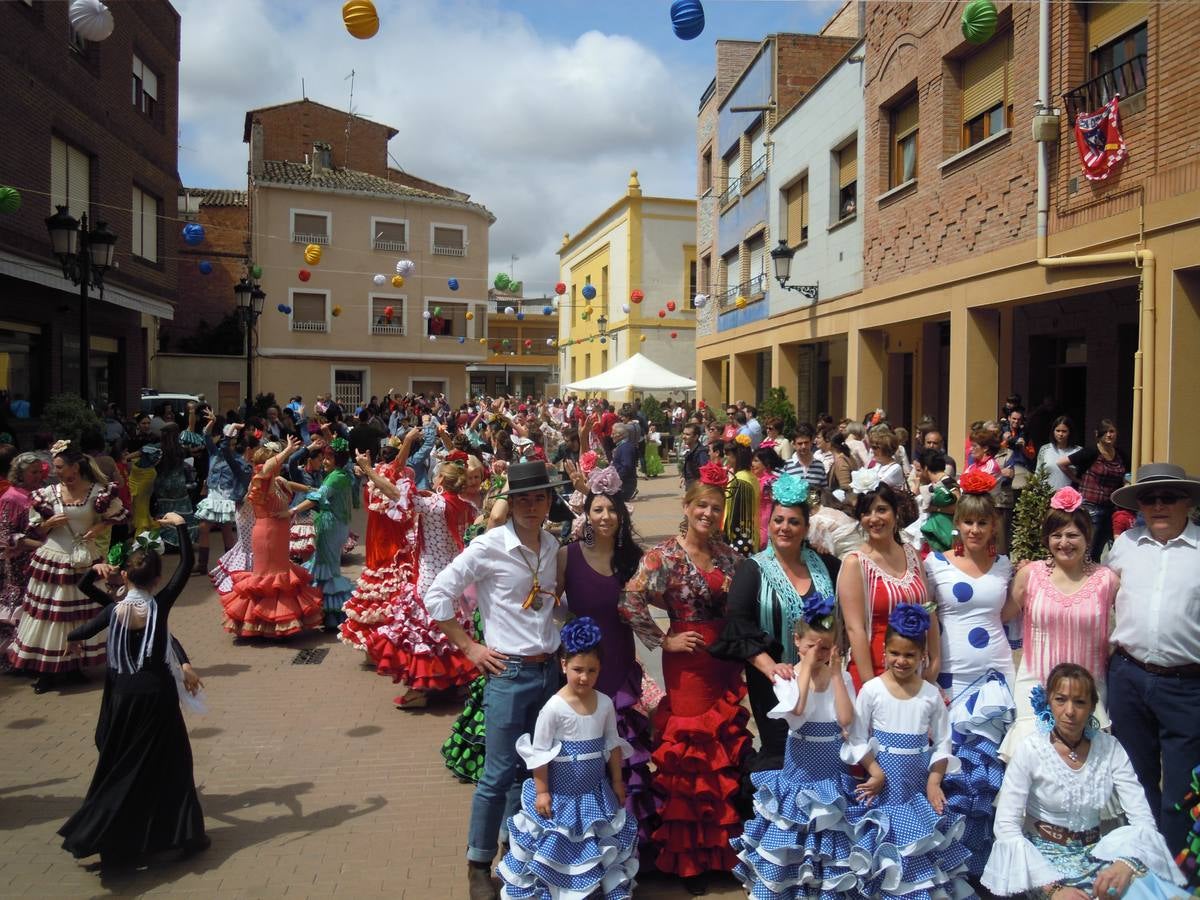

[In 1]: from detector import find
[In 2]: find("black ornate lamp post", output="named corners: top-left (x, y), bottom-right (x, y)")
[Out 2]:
top-left (234, 276), bottom-right (266, 414)
top-left (770, 239), bottom-right (819, 301)
top-left (44, 207), bottom-right (117, 398)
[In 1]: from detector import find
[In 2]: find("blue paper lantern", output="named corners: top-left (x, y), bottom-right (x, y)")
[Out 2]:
top-left (670, 0), bottom-right (705, 41)
top-left (277, 303), bottom-right (291, 314)
top-left (448, 278), bottom-right (459, 291)
top-left (182, 222), bottom-right (205, 245)
top-left (198, 260), bottom-right (213, 275)
top-left (600, 336), bottom-right (607, 344)
top-left (516, 312), bottom-right (525, 321)
top-left (542, 305), bottom-right (552, 316)
top-left (457, 336), bottom-right (465, 344)
top-left (582, 284), bottom-right (597, 300)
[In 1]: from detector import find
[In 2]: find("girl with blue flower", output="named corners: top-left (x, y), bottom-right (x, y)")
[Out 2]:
top-left (497, 617), bottom-right (638, 900)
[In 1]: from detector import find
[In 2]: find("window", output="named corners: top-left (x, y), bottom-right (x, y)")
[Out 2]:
top-left (1089, 2), bottom-right (1148, 101)
top-left (747, 235), bottom-right (766, 295)
top-left (746, 122), bottom-right (767, 186)
top-left (291, 210), bottom-right (329, 244)
top-left (370, 297), bottom-right (405, 335)
top-left (131, 54), bottom-right (158, 118)
top-left (371, 218), bottom-right (407, 251)
top-left (961, 34), bottom-right (1012, 148)
top-left (432, 224), bottom-right (466, 256)
top-left (428, 301), bottom-right (468, 336)
top-left (291, 292), bottom-right (328, 332)
top-left (700, 147), bottom-right (713, 194)
top-left (890, 97), bottom-right (919, 188)
top-left (601, 265), bottom-right (609, 305)
top-left (130, 186), bottom-right (159, 262)
top-left (784, 175), bottom-right (809, 246)
top-left (837, 139), bottom-right (858, 219)
top-left (49, 136), bottom-right (90, 218)
top-left (688, 259), bottom-right (698, 306)
top-left (700, 253), bottom-right (712, 293)
top-left (720, 248), bottom-right (739, 302)
top-left (721, 146), bottom-right (741, 206)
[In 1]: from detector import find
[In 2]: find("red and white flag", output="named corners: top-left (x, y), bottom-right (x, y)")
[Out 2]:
top-left (1073, 95), bottom-right (1128, 182)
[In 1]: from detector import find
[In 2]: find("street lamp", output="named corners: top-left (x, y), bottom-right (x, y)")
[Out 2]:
top-left (45, 206), bottom-right (118, 398)
top-left (234, 276), bottom-right (266, 414)
top-left (597, 313), bottom-right (608, 345)
top-left (770, 239), bottom-right (819, 301)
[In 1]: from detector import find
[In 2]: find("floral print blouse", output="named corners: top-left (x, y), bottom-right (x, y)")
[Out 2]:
top-left (618, 536), bottom-right (741, 650)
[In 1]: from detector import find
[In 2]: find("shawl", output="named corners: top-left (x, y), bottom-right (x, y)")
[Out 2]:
top-left (753, 544), bottom-right (835, 664)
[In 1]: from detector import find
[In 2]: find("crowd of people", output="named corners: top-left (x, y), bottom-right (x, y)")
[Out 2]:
top-left (0, 388), bottom-right (1196, 900)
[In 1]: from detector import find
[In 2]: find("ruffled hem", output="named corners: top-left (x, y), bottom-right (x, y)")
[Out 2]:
top-left (1093, 825), bottom-right (1189, 886)
top-left (195, 494), bottom-right (237, 523)
top-left (947, 671), bottom-right (1015, 747)
top-left (733, 836), bottom-right (860, 896)
top-left (442, 676), bottom-right (486, 782)
top-left (368, 631), bottom-right (478, 692)
top-left (942, 735), bottom-right (1005, 877)
top-left (220, 570), bottom-right (323, 639)
top-left (7, 623), bottom-right (105, 673)
top-left (845, 798), bottom-right (972, 897)
top-left (979, 836), bottom-right (1063, 895)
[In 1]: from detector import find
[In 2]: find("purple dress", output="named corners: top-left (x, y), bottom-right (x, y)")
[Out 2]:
top-left (563, 541), bottom-right (656, 852)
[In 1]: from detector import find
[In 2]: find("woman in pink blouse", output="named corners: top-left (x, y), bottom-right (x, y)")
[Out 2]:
top-left (999, 486), bottom-right (1119, 760)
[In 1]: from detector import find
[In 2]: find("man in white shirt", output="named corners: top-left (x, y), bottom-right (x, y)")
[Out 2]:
top-left (426, 461), bottom-right (567, 900)
top-left (1106, 463), bottom-right (1200, 854)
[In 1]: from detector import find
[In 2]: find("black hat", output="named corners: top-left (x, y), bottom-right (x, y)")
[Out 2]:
top-left (504, 460), bottom-right (568, 496)
top-left (1110, 463), bottom-right (1200, 511)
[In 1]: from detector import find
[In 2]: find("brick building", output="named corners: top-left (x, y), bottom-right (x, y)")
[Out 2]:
top-left (696, 0), bottom-right (1200, 473)
top-left (0, 0), bottom-right (180, 413)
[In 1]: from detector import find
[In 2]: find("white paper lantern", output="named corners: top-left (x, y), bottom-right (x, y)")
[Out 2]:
top-left (693, 293), bottom-right (709, 308)
top-left (372, 274), bottom-right (387, 286)
top-left (422, 310), bottom-right (432, 319)
top-left (395, 259), bottom-right (415, 276)
top-left (504, 306), bottom-right (515, 315)
top-left (69, 0), bottom-right (115, 42)
top-left (429, 334), bottom-right (437, 342)
top-left (621, 303), bottom-right (630, 313)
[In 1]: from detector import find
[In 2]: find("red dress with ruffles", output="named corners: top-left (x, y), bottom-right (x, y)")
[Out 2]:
top-left (620, 537), bottom-right (751, 877)
top-left (220, 461), bottom-right (322, 638)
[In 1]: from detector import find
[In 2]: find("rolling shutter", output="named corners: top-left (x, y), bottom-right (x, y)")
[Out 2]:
top-left (962, 34), bottom-right (1010, 122)
top-left (1089, 1), bottom-right (1149, 50)
top-left (785, 176), bottom-right (808, 244)
top-left (838, 141), bottom-right (857, 189)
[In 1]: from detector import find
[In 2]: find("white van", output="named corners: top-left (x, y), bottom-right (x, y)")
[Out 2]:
top-left (139, 390), bottom-right (201, 416)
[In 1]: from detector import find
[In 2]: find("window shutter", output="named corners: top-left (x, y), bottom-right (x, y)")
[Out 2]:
top-left (67, 144), bottom-right (90, 218)
top-left (750, 125), bottom-right (766, 166)
top-left (838, 142), bottom-right (857, 189)
top-left (962, 35), bottom-right (1010, 123)
top-left (725, 149), bottom-right (741, 185)
top-left (143, 66), bottom-right (157, 100)
top-left (293, 293), bottom-right (326, 322)
top-left (375, 221), bottom-right (405, 243)
top-left (433, 226), bottom-right (464, 249)
top-left (785, 177), bottom-right (808, 245)
top-left (1089, 1), bottom-right (1149, 50)
top-left (50, 138), bottom-right (67, 212)
top-left (748, 237), bottom-right (766, 280)
top-left (293, 213), bottom-right (327, 236)
top-left (130, 188), bottom-right (143, 258)
top-left (141, 190), bottom-right (157, 262)
top-left (894, 100), bottom-right (919, 139)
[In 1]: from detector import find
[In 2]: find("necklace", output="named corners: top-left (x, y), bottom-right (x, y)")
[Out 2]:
top-left (1052, 726), bottom-right (1086, 763)
top-left (515, 535), bottom-right (554, 612)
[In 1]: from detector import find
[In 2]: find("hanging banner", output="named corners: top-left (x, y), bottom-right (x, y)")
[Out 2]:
top-left (1073, 95), bottom-right (1128, 182)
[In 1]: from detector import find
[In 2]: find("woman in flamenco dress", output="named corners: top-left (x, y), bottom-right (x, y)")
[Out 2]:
top-left (219, 437), bottom-right (323, 639)
top-left (291, 439), bottom-right (355, 631)
top-left (619, 460), bottom-right (751, 895)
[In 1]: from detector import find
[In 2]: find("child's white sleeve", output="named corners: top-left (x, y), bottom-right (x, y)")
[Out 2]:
top-left (602, 697), bottom-right (634, 761)
top-left (840, 681), bottom-right (877, 765)
top-left (516, 699), bottom-right (562, 769)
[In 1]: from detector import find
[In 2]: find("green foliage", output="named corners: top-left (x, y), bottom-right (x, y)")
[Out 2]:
top-left (640, 395), bottom-right (667, 428)
top-left (42, 393), bottom-right (102, 445)
top-left (175, 313), bottom-right (245, 356)
top-left (252, 392), bottom-right (277, 418)
top-left (1011, 464), bottom-right (1055, 562)
top-left (759, 387), bottom-right (798, 434)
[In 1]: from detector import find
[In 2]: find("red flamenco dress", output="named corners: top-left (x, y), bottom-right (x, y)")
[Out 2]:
top-left (367, 482), bottom-right (477, 693)
top-left (619, 537), bottom-right (751, 877)
top-left (220, 459), bottom-right (322, 638)
top-left (340, 460), bottom-right (417, 652)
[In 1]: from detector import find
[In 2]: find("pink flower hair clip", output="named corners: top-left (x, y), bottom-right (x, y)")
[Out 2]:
top-left (587, 465), bottom-right (623, 497)
top-left (1050, 486), bottom-right (1083, 513)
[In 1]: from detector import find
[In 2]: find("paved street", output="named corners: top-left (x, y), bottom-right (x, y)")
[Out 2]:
top-left (0, 466), bottom-right (746, 898)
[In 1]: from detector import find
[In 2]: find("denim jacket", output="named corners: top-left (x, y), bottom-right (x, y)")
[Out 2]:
top-left (204, 433), bottom-right (252, 502)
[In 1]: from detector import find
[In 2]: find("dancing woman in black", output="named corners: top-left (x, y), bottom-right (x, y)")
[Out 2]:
top-left (58, 512), bottom-right (209, 866)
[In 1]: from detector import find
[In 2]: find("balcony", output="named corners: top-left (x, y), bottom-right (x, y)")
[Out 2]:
top-left (1064, 54), bottom-right (1146, 124)
top-left (372, 238), bottom-right (407, 252)
top-left (717, 273), bottom-right (766, 309)
top-left (291, 232), bottom-right (329, 245)
top-left (371, 322), bottom-right (405, 336)
top-left (743, 154), bottom-right (767, 189)
top-left (433, 244), bottom-right (466, 257)
top-left (719, 179), bottom-right (740, 208)
top-left (291, 320), bottom-right (327, 333)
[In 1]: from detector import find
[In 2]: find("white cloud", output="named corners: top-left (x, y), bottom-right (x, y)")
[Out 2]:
top-left (175, 0), bottom-right (700, 293)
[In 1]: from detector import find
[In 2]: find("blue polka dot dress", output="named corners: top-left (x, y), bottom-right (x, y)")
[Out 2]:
top-left (498, 693), bottom-right (638, 900)
top-left (732, 672), bottom-right (861, 898)
top-left (925, 552), bottom-right (1015, 877)
top-left (842, 679), bottom-right (974, 899)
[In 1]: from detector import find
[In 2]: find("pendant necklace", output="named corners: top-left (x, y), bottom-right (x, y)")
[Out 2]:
top-left (1052, 727), bottom-right (1085, 763)
top-left (516, 539), bottom-right (551, 611)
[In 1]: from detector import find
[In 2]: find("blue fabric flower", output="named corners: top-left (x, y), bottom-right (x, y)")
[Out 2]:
top-left (888, 603), bottom-right (931, 640)
top-left (803, 591), bottom-right (836, 626)
top-left (770, 473), bottom-right (809, 507)
top-left (561, 616), bottom-right (603, 655)
top-left (1030, 684), bottom-right (1055, 734)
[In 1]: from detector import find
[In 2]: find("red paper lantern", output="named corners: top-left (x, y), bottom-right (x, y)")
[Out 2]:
top-left (555, 282), bottom-right (566, 295)
top-left (298, 269), bottom-right (311, 282)
top-left (657, 309), bottom-right (666, 318)
top-left (666, 300), bottom-right (676, 312)
top-left (670, 331), bottom-right (678, 339)
top-left (383, 305), bottom-right (394, 320)
top-left (524, 339), bottom-right (533, 348)
top-left (630, 289), bottom-right (644, 303)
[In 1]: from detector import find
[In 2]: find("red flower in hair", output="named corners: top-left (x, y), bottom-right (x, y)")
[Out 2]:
top-left (699, 460), bottom-right (729, 487)
top-left (446, 450), bottom-right (469, 465)
top-left (959, 470), bottom-right (997, 495)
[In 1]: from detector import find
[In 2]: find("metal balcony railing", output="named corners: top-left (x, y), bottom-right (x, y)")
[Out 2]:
top-left (372, 238), bottom-right (407, 252)
top-left (744, 154), bottom-right (767, 185)
top-left (291, 232), bottom-right (329, 244)
top-left (716, 273), bottom-right (767, 309)
top-left (291, 320), bottom-right (327, 333)
top-left (719, 178), bottom-right (740, 207)
top-left (371, 323), bottom-right (405, 335)
top-left (433, 245), bottom-right (466, 257)
top-left (1064, 54), bottom-right (1147, 124)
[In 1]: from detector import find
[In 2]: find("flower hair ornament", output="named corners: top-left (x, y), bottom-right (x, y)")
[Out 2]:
top-left (50, 439), bottom-right (71, 457)
top-left (958, 470), bottom-right (997, 495)
top-left (1050, 486), bottom-right (1083, 512)
top-left (803, 591), bottom-right (836, 629)
top-left (106, 530), bottom-right (165, 568)
top-left (561, 616), bottom-right (603, 655)
top-left (888, 603), bottom-right (931, 640)
top-left (222, 423), bottom-right (240, 439)
top-left (587, 465), bottom-right (622, 497)
top-left (329, 436), bottom-right (349, 453)
top-left (445, 450), bottom-right (470, 467)
top-left (849, 468), bottom-right (881, 495)
top-left (771, 473), bottom-right (810, 508)
top-left (734, 433), bottom-right (752, 447)
top-left (579, 450), bottom-right (600, 476)
top-left (699, 460), bottom-right (729, 487)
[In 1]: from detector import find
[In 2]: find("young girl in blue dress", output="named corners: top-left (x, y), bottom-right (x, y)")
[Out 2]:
top-left (842, 605), bottom-right (974, 899)
top-left (732, 593), bottom-right (861, 898)
top-left (498, 617), bottom-right (638, 900)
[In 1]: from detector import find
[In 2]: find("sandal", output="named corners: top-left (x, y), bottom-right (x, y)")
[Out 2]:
top-left (394, 690), bottom-right (428, 710)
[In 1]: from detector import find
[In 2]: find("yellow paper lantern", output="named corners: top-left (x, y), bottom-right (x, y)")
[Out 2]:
top-left (342, 0), bottom-right (380, 39)
top-left (304, 244), bottom-right (322, 265)
top-left (479, 338), bottom-right (486, 345)
top-left (639, 335), bottom-right (646, 343)
top-left (332, 305), bottom-right (342, 317)
top-left (585, 305), bottom-right (594, 315)
top-left (465, 311), bottom-right (474, 321)
top-left (735, 295), bottom-right (747, 309)
top-left (391, 274), bottom-right (404, 288)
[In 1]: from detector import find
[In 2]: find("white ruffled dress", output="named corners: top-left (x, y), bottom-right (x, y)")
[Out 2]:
top-left (841, 678), bottom-right (975, 899)
top-left (981, 730), bottom-right (1186, 897)
top-left (732, 672), bottom-right (861, 898)
top-left (498, 693), bottom-right (638, 900)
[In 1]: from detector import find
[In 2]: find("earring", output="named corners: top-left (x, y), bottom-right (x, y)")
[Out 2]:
top-left (986, 541), bottom-right (996, 559)
top-left (678, 516), bottom-right (688, 537)
top-left (953, 539), bottom-right (965, 557)
top-left (582, 522), bottom-right (595, 547)
top-left (616, 528), bottom-right (623, 549)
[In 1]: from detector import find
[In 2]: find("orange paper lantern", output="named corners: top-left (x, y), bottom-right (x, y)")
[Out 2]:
top-left (342, 0), bottom-right (380, 39)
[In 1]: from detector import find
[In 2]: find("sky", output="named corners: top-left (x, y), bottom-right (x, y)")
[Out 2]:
top-left (175, 0), bottom-right (841, 293)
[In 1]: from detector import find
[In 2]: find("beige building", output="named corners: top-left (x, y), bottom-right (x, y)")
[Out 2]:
top-left (244, 100), bottom-right (495, 408)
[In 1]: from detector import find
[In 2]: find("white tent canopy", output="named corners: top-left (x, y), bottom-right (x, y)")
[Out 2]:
top-left (563, 352), bottom-right (696, 393)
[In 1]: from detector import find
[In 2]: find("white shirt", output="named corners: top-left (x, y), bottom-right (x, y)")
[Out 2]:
top-left (1035, 442), bottom-right (1080, 490)
top-left (424, 521), bottom-right (563, 656)
top-left (1108, 521), bottom-right (1200, 667)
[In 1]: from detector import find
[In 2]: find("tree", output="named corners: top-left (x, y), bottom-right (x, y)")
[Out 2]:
top-left (42, 394), bottom-right (102, 446)
top-left (640, 395), bottom-right (667, 429)
top-left (1010, 464), bottom-right (1054, 562)
top-left (759, 387), bottom-right (797, 434)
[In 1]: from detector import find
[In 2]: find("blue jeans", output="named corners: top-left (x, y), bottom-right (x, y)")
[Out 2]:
top-left (1083, 500), bottom-right (1113, 562)
top-left (466, 657), bottom-right (560, 863)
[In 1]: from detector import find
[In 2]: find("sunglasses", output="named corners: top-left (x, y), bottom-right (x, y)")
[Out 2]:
top-left (1138, 493), bottom-right (1186, 506)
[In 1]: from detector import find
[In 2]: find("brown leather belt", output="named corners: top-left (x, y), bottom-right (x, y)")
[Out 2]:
top-left (1030, 818), bottom-right (1099, 846)
top-left (503, 652), bottom-right (553, 664)
top-left (1115, 646), bottom-right (1200, 678)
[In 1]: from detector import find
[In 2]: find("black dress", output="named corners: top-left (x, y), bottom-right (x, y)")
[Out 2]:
top-left (710, 549), bottom-right (841, 770)
top-left (58, 524), bottom-right (206, 861)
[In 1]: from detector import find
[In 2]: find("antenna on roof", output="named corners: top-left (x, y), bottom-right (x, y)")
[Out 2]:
top-left (344, 69), bottom-right (356, 169)
top-left (301, 77), bottom-right (306, 100)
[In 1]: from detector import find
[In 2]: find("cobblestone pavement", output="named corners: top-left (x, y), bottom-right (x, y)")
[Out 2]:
top-left (0, 464), bottom-right (747, 898)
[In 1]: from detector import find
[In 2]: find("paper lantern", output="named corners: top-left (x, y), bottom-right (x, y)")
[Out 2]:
top-left (666, 300), bottom-right (677, 312)
top-left (621, 303), bottom-right (630, 314)
top-left (639, 335), bottom-right (646, 343)
top-left (373, 274), bottom-right (387, 286)
top-left (504, 306), bottom-right (515, 315)
top-left (423, 310), bottom-right (432, 320)
top-left (585, 305), bottom-right (594, 316)
top-left (182, 223), bottom-right (205, 245)
top-left (395, 259), bottom-right (414, 276)
top-left (69, 0), bottom-right (115, 42)
top-left (332, 305), bottom-right (342, 317)
top-left (251, 264), bottom-right (263, 278)
top-left (736, 296), bottom-right (747, 310)
top-left (600, 336), bottom-right (607, 345)
top-left (524, 339), bottom-right (533, 348)
top-left (693, 293), bottom-right (708, 308)
top-left (542, 306), bottom-right (553, 316)
top-left (448, 278), bottom-right (459, 291)
top-left (495, 273), bottom-right (512, 290)
top-left (670, 331), bottom-right (678, 339)
top-left (342, 0), bottom-right (380, 40)
top-left (429, 335), bottom-right (437, 342)
top-left (516, 312), bottom-right (525, 321)
top-left (303, 244), bottom-right (322, 265)
top-left (391, 275), bottom-right (404, 288)
top-left (277, 303), bottom-right (291, 314)
top-left (670, 0), bottom-right (705, 41)
top-left (630, 289), bottom-right (644, 303)
top-left (298, 269), bottom-right (311, 282)
top-left (383, 305), bottom-right (394, 319)
top-left (198, 260), bottom-right (213, 275)
top-left (0, 186), bottom-right (20, 214)
top-left (465, 311), bottom-right (475, 321)
top-left (434, 306), bottom-right (442, 316)
top-left (546, 338), bottom-right (554, 346)
top-left (657, 309), bottom-right (667, 318)
top-left (554, 282), bottom-right (566, 295)
top-left (582, 284), bottom-right (596, 301)
top-left (479, 338), bottom-right (487, 345)
top-left (457, 336), bottom-right (465, 344)
top-left (961, 0), bottom-right (998, 43)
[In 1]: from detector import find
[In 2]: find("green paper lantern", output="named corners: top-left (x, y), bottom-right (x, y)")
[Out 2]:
top-left (0, 186), bottom-right (21, 214)
top-left (251, 263), bottom-right (263, 278)
top-left (961, 0), bottom-right (998, 44)
top-left (494, 273), bottom-right (511, 290)
top-left (434, 306), bottom-right (442, 315)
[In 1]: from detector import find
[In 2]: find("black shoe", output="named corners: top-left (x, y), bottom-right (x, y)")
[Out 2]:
top-left (64, 670), bottom-right (88, 685)
top-left (32, 674), bottom-right (58, 694)
top-left (682, 874), bottom-right (708, 896)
